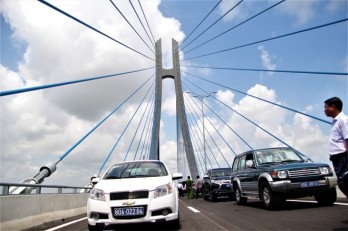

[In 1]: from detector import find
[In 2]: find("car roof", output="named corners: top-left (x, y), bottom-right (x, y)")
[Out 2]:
top-left (235, 147), bottom-right (291, 157)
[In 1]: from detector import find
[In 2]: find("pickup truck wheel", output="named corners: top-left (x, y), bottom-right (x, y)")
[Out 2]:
top-left (235, 186), bottom-right (247, 205)
top-left (260, 182), bottom-right (282, 210)
top-left (209, 191), bottom-right (217, 202)
top-left (314, 187), bottom-right (337, 206)
top-left (203, 190), bottom-right (209, 200)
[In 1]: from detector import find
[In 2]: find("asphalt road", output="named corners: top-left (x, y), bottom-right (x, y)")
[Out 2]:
top-left (32, 197), bottom-right (348, 231)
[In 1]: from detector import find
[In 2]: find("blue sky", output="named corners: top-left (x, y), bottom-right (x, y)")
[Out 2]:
top-left (1, 0), bottom-right (347, 185)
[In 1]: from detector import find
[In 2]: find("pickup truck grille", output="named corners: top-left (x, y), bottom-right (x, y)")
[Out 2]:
top-left (288, 168), bottom-right (321, 178)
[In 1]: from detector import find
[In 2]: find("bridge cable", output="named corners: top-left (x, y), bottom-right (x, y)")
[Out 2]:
top-left (184, 94), bottom-right (220, 168)
top-left (183, 0), bottom-right (285, 55)
top-left (139, 102), bottom-right (155, 159)
top-left (180, 0), bottom-right (243, 51)
top-left (182, 18), bottom-right (348, 61)
top-left (183, 71), bottom-right (331, 125)
top-left (184, 92), bottom-right (229, 167)
top-left (183, 79), bottom-right (253, 150)
top-left (56, 74), bottom-right (154, 163)
top-left (124, 87), bottom-right (155, 160)
top-left (181, 65), bottom-right (348, 76)
top-left (185, 75), bottom-right (308, 157)
top-left (138, 0), bottom-right (156, 45)
top-left (37, 0), bottom-right (155, 61)
top-left (109, 0), bottom-right (155, 55)
top-left (129, 0), bottom-right (155, 49)
top-left (185, 102), bottom-right (214, 171)
top-left (178, 0), bottom-right (222, 48)
top-left (133, 93), bottom-right (155, 160)
top-left (98, 78), bottom-right (155, 173)
top-left (141, 107), bottom-right (155, 160)
top-left (0, 67), bottom-right (154, 97)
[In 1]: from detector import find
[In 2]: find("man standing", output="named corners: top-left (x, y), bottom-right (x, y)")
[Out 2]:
top-left (195, 175), bottom-right (203, 199)
top-left (324, 97), bottom-right (348, 199)
top-left (186, 176), bottom-right (193, 199)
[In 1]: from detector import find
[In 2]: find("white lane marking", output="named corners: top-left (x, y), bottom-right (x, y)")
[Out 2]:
top-left (45, 217), bottom-right (87, 231)
top-left (288, 199), bottom-right (348, 206)
top-left (187, 206), bottom-right (200, 213)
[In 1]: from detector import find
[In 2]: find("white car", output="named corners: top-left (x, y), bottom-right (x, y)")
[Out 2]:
top-left (87, 160), bottom-right (183, 231)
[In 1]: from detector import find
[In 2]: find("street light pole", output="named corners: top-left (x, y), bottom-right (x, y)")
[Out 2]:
top-left (186, 91), bottom-right (216, 174)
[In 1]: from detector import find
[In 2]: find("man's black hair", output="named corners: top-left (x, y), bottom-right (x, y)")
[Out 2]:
top-left (325, 97), bottom-right (343, 111)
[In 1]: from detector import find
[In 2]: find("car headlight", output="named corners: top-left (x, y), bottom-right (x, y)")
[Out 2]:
top-left (90, 188), bottom-right (106, 201)
top-left (319, 167), bottom-right (330, 175)
top-left (154, 183), bottom-right (173, 198)
top-left (271, 170), bottom-right (288, 179)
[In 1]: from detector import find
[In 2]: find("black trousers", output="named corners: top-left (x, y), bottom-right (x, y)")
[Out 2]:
top-left (330, 152), bottom-right (348, 198)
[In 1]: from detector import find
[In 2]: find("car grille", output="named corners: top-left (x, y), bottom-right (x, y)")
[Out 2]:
top-left (110, 191), bottom-right (149, 200)
top-left (288, 168), bottom-right (321, 178)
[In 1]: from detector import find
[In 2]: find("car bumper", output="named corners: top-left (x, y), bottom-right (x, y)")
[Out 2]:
top-left (269, 176), bottom-right (337, 193)
top-left (87, 192), bottom-right (179, 226)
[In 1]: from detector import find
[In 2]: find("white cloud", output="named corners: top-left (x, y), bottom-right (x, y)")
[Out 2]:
top-left (258, 45), bottom-right (276, 74)
top-left (0, 0), bottom-right (185, 186)
top-left (279, 0), bottom-right (318, 26)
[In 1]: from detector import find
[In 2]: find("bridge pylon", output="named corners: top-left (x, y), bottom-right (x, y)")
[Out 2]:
top-left (150, 39), bottom-right (198, 179)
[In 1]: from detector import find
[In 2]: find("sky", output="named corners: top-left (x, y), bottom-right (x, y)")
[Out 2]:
top-left (0, 0), bottom-right (347, 187)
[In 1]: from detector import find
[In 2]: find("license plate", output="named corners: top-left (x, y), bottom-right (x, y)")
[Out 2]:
top-left (114, 207), bottom-right (144, 216)
top-left (225, 184), bottom-right (231, 188)
top-left (300, 181), bottom-right (319, 188)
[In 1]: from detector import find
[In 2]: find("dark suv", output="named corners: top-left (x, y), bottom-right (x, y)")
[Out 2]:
top-left (203, 168), bottom-right (233, 201)
top-left (231, 147), bottom-right (337, 210)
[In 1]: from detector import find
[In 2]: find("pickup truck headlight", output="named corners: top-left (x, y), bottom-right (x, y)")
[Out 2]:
top-left (154, 183), bottom-right (173, 198)
top-left (319, 167), bottom-right (330, 175)
top-left (90, 188), bottom-right (106, 201)
top-left (271, 170), bottom-right (288, 179)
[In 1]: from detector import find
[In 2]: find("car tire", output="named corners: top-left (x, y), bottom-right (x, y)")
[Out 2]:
top-left (235, 186), bottom-right (247, 205)
top-left (314, 187), bottom-right (337, 206)
top-left (209, 191), bottom-right (217, 202)
top-left (203, 190), bottom-right (209, 200)
top-left (88, 224), bottom-right (103, 231)
top-left (260, 182), bottom-right (283, 210)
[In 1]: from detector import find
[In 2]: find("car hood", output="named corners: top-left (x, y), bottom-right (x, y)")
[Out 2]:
top-left (95, 176), bottom-right (171, 193)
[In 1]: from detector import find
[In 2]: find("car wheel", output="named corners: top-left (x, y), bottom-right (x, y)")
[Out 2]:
top-left (203, 190), bottom-right (209, 200)
top-left (260, 182), bottom-right (283, 210)
top-left (235, 186), bottom-right (247, 205)
top-left (209, 191), bottom-right (217, 202)
top-left (88, 224), bottom-right (103, 231)
top-left (315, 187), bottom-right (337, 206)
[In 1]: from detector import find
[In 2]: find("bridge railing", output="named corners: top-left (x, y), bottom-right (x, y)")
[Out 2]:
top-left (0, 182), bottom-right (92, 195)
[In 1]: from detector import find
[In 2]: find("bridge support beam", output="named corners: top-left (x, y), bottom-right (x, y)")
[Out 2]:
top-left (150, 39), bottom-right (198, 179)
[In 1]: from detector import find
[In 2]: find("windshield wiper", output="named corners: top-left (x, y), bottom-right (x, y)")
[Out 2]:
top-left (259, 162), bottom-right (279, 165)
top-left (281, 160), bottom-right (303, 163)
top-left (104, 176), bottom-right (121, 179)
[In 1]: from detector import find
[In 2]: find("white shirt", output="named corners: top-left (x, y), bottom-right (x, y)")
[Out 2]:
top-left (328, 112), bottom-right (348, 155)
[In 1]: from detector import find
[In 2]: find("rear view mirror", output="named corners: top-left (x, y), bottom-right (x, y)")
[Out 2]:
top-left (246, 160), bottom-right (255, 168)
top-left (91, 177), bottom-right (100, 184)
top-left (172, 173), bottom-right (183, 180)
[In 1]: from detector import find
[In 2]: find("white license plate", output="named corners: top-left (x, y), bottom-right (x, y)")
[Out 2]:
top-left (300, 181), bottom-right (319, 188)
top-left (114, 207), bottom-right (144, 216)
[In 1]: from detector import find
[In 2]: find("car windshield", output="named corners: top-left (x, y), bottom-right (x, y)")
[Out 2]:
top-left (103, 161), bottom-right (168, 179)
top-left (255, 148), bottom-right (303, 165)
top-left (211, 169), bottom-right (231, 179)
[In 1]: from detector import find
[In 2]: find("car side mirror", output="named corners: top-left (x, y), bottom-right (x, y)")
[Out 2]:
top-left (91, 177), bottom-right (100, 184)
top-left (203, 175), bottom-right (209, 180)
top-left (246, 160), bottom-right (255, 168)
top-left (172, 173), bottom-right (183, 180)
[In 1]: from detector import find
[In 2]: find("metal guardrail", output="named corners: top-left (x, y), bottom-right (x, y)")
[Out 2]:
top-left (0, 182), bottom-right (92, 195)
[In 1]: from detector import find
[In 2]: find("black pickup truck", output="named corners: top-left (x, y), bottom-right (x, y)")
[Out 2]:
top-left (203, 168), bottom-right (233, 201)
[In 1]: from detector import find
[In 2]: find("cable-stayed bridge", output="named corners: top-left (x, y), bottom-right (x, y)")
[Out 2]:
top-left (0, 0), bottom-right (347, 230)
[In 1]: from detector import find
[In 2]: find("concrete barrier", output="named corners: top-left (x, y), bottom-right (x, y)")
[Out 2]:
top-left (0, 194), bottom-right (89, 231)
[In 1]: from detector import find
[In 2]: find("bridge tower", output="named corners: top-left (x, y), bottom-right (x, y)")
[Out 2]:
top-left (150, 39), bottom-right (198, 179)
